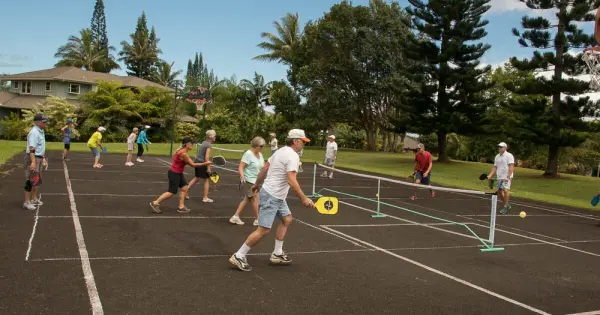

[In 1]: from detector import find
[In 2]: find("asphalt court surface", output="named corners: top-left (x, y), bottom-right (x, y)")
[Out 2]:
top-left (1, 151), bottom-right (600, 315)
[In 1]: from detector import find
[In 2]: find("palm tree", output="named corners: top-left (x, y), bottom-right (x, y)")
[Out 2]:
top-left (239, 72), bottom-right (273, 115)
top-left (54, 28), bottom-right (120, 72)
top-left (153, 61), bottom-right (183, 89)
top-left (119, 28), bottom-right (161, 80)
top-left (253, 13), bottom-right (302, 65)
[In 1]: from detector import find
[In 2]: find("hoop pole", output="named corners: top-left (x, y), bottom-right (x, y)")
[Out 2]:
top-left (371, 178), bottom-right (386, 218)
top-left (308, 162), bottom-right (321, 198)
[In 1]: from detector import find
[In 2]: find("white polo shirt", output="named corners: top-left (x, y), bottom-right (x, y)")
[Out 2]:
top-left (262, 146), bottom-right (300, 200)
top-left (325, 141), bottom-right (338, 159)
top-left (494, 151), bottom-right (515, 180)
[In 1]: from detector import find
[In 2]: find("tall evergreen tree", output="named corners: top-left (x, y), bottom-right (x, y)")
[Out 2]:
top-left (90, 0), bottom-right (112, 73)
top-left (507, 0), bottom-right (599, 177)
top-left (119, 12), bottom-right (160, 80)
top-left (401, 0), bottom-right (493, 162)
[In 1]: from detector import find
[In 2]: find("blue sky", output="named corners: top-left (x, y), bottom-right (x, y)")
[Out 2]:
top-left (0, 0), bottom-right (595, 84)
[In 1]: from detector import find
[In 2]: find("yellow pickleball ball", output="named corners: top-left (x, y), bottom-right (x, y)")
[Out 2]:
top-left (519, 211), bottom-right (526, 218)
top-left (376, 194), bottom-right (379, 198)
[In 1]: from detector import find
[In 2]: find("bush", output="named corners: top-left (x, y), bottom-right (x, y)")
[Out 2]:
top-left (174, 122), bottom-right (201, 141)
top-left (0, 112), bottom-right (29, 140)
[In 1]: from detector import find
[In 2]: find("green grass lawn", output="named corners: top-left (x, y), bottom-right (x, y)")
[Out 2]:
top-left (1, 139), bottom-right (599, 211)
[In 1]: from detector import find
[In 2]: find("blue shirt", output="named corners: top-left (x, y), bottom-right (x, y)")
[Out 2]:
top-left (63, 127), bottom-right (72, 144)
top-left (26, 125), bottom-right (46, 157)
top-left (136, 130), bottom-right (149, 144)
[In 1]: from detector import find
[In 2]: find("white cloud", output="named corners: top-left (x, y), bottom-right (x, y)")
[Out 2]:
top-left (487, 0), bottom-right (529, 14)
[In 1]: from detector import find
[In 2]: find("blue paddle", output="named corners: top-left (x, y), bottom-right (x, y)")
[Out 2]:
top-left (591, 195), bottom-right (599, 207)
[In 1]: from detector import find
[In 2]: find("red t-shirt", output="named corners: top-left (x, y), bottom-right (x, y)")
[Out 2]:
top-left (415, 151), bottom-right (432, 172)
top-left (169, 150), bottom-right (187, 173)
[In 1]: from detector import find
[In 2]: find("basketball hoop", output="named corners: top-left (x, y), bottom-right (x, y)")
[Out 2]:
top-left (185, 87), bottom-right (210, 111)
top-left (582, 50), bottom-right (600, 91)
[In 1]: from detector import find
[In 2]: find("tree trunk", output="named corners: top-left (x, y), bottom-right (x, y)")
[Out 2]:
top-left (365, 127), bottom-right (378, 151)
top-left (544, 144), bottom-right (560, 177)
top-left (382, 132), bottom-right (388, 152)
top-left (437, 131), bottom-right (449, 162)
top-left (392, 133), bottom-right (400, 152)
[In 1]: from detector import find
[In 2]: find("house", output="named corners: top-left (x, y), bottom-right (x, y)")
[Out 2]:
top-left (403, 135), bottom-right (419, 151)
top-left (0, 67), bottom-right (174, 122)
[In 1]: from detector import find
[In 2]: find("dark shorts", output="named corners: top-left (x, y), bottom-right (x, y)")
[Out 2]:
top-left (64, 143), bottom-right (71, 150)
top-left (415, 170), bottom-right (431, 185)
top-left (168, 170), bottom-right (188, 194)
top-left (194, 164), bottom-right (210, 179)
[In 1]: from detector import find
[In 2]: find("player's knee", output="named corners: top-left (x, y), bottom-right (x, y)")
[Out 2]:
top-left (180, 186), bottom-right (188, 193)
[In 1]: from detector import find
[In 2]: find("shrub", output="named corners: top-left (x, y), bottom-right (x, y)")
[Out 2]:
top-left (174, 122), bottom-right (201, 141)
top-left (0, 112), bottom-right (29, 140)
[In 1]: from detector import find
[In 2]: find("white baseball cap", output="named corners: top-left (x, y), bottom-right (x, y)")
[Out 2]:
top-left (498, 142), bottom-right (507, 148)
top-left (287, 129), bottom-right (310, 142)
top-left (144, 125), bottom-right (150, 129)
top-left (98, 126), bottom-right (106, 132)
top-left (328, 135), bottom-right (335, 139)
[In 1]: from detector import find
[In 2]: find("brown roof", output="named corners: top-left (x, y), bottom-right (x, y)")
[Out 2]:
top-left (179, 115), bottom-right (199, 123)
top-left (0, 93), bottom-right (82, 110)
top-left (403, 136), bottom-right (419, 150)
top-left (0, 67), bottom-right (173, 91)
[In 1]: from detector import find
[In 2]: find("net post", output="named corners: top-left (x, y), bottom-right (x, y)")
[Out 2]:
top-left (480, 193), bottom-right (504, 252)
top-left (308, 162), bottom-right (322, 198)
top-left (371, 178), bottom-right (386, 218)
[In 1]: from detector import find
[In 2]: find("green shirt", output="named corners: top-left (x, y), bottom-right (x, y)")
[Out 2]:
top-left (241, 150), bottom-right (264, 184)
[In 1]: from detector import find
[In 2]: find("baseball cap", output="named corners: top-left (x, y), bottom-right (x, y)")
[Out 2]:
top-left (287, 129), bottom-right (310, 142)
top-left (498, 142), bottom-right (507, 148)
top-left (33, 114), bottom-right (48, 123)
top-left (417, 143), bottom-right (424, 149)
top-left (98, 126), bottom-right (106, 132)
top-left (328, 135), bottom-right (335, 140)
top-left (182, 137), bottom-right (196, 145)
top-left (66, 118), bottom-right (73, 123)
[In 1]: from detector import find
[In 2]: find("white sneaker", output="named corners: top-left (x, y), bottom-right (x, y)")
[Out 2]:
top-left (253, 220), bottom-right (259, 226)
top-left (202, 198), bottom-right (214, 203)
top-left (136, 158), bottom-right (144, 163)
top-left (31, 199), bottom-right (43, 206)
top-left (23, 202), bottom-right (36, 210)
top-left (229, 216), bottom-right (244, 225)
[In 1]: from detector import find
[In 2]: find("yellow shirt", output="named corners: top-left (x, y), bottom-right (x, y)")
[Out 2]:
top-left (87, 131), bottom-right (102, 148)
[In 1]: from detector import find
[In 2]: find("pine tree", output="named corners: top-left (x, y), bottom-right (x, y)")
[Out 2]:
top-left (402, 0), bottom-right (493, 162)
top-left (508, 0), bottom-right (599, 176)
top-left (89, 0), bottom-right (118, 73)
top-left (119, 12), bottom-right (160, 80)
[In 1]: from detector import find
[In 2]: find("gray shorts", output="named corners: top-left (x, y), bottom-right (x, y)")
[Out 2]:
top-left (127, 142), bottom-right (134, 151)
top-left (243, 182), bottom-right (257, 199)
top-left (90, 147), bottom-right (100, 157)
top-left (324, 158), bottom-right (335, 166)
top-left (496, 179), bottom-right (512, 190)
top-left (257, 189), bottom-right (291, 229)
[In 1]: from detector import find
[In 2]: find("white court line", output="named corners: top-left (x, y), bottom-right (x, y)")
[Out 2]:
top-left (24, 205), bottom-right (40, 261)
top-left (293, 218), bottom-right (367, 249)
top-left (63, 160), bottom-right (104, 314)
top-left (338, 200), bottom-right (483, 242)
top-left (28, 239), bottom-right (600, 262)
top-left (565, 310), bottom-right (600, 315)
top-left (38, 215), bottom-right (256, 219)
top-left (463, 214), bottom-right (574, 217)
top-left (322, 222), bottom-right (471, 228)
top-left (30, 248), bottom-right (375, 262)
top-left (320, 226), bottom-right (551, 315)
top-left (469, 222), bottom-right (600, 257)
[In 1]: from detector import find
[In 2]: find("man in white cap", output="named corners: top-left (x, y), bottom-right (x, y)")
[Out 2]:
top-left (321, 135), bottom-right (338, 178)
top-left (229, 129), bottom-right (315, 272)
top-left (23, 114), bottom-right (48, 210)
top-left (487, 142), bottom-right (515, 214)
top-left (87, 126), bottom-right (106, 168)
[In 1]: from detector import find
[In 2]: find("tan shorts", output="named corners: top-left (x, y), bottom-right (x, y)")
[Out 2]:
top-left (127, 142), bottom-right (134, 151)
top-left (243, 182), bottom-right (258, 199)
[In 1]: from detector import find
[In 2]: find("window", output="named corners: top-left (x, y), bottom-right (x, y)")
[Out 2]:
top-left (21, 81), bottom-right (31, 94)
top-left (12, 81), bottom-right (18, 89)
top-left (45, 82), bottom-right (51, 91)
top-left (69, 84), bottom-right (80, 94)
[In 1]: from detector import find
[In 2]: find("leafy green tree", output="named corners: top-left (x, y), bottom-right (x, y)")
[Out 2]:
top-left (22, 96), bottom-right (80, 140)
top-left (402, 0), bottom-right (493, 162)
top-left (0, 74), bottom-right (10, 92)
top-left (296, 0), bottom-right (412, 150)
top-left (119, 12), bottom-right (161, 80)
top-left (54, 28), bottom-right (120, 72)
top-left (508, 0), bottom-right (599, 176)
top-left (154, 61), bottom-right (183, 89)
top-left (0, 112), bottom-right (30, 140)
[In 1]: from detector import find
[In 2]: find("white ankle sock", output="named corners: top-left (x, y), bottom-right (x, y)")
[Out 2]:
top-left (236, 243), bottom-right (251, 257)
top-left (274, 240), bottom-right (284, 255)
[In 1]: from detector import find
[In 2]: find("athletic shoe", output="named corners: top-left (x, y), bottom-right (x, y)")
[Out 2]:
top-left (31, 199), bottom-right (43, 206)
top-left (149, 201), bottom-right (162, 214)
top-left (229, 254), bottom-right (252, 271)
top-left (410, 195), bottom-right (417, 200)
top-left (270, 252), bottom-right (292, 265)
top-left (430, 191), bottom-right (436, 198)
top-left (253, 220), bottom-right (258, 226)
top-left (499, 204), bottom-right (511, 215)
top-left (177, 206), bottom-right (191, 214)
top-left (229, 216), bottom-right (244, 225)
top-left (202, 198), bottom-right (214, 203)
top-left (23, 202), bottom-right (36, 211)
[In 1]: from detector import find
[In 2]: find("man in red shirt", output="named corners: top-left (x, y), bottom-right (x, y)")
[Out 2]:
top-left (411, 143), bottom-right (434, 200)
